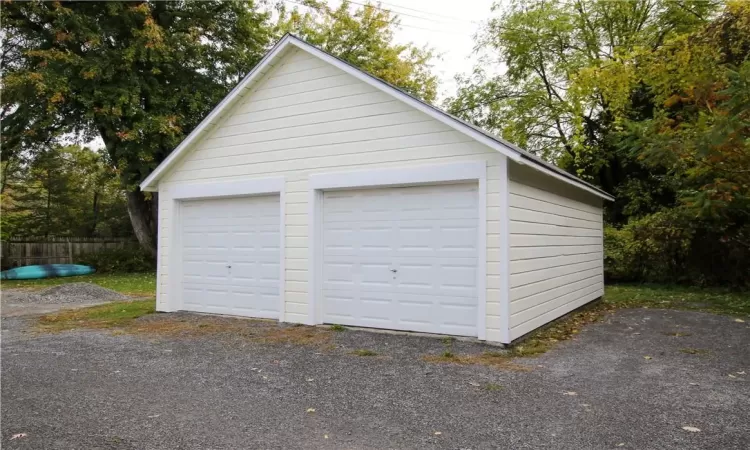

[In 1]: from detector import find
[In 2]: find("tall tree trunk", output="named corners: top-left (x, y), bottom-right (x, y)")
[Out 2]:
top-left (45, 169), bottom-right (51, 238)
top-left (90, 191), bottom-right (99, 237)
top-left (98, 129), bottom-right (158, 258)
top-left (126, 189), bottom-right (157, 258)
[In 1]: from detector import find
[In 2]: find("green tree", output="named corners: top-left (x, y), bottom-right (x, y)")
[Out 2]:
top-left (445, 0), bottom-right (717, 222)
top-left (1, 145), bottom-right (129, 239)
top-left (1, 1), bottom-right (273, 255)
top-left (622, 1), bottom-right (750, 245)
top-left (275, 0), bottom-right (438, 103)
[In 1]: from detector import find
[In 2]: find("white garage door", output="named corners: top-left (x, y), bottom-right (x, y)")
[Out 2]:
top-left (321, 183), bottom-right (479, 336)
top-left (180, 195), bottom-right (280, 319)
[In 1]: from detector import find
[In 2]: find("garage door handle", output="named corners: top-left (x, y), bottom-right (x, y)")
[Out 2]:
top-left (227, 265), bottom-right (232, 269)
top-left (390, 269), bottom-right (397, 273)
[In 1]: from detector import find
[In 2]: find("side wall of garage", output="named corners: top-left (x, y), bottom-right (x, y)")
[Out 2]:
top-left (154, 47), bottom-right (509, 342)
top-left (507, 162), bottom-right (604, 341)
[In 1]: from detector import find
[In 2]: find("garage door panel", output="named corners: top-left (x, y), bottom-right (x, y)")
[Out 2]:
top-left (321, 183), bottom-right (479, 337)
top-left (179, 195), bottom-right (280, 319)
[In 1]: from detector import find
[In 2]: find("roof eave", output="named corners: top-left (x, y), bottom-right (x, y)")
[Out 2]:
top-left (139, 34), bottom-right (614, 202)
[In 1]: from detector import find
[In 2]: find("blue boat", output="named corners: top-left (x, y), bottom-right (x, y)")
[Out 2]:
top-left (0, 264), bottom-right (95, 280)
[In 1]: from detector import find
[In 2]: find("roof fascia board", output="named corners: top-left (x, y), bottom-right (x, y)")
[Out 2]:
top-left (517, 157), bottom-right (615, 201)
top-left (140, 34), bottom-right (613, 201)
top-left (139, 35), bottom-right (295, 191)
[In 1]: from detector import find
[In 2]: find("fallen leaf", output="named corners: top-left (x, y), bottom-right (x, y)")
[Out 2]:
top-left (10, 433), bottom-right (27, 440)
top-left (644, 356), bottom-right (652, 360)
top-left (306, 408), bottom-right (316, 413)
top-left (563, 391), bottom-right (577, 396)
top-left (324, 434), bottom-right (329, 439)
top-left (689, 382), bottom-right (699, 386)
top-left (682, 426), bottom-right (701, 433)
top-left (434, 432), bottom-right (442, 435)
top-left (734, 319), bottom-right (745, 323)
top-left (468, 381), bottom-right (480, 387)
top-left (147, 414), bottom-right (161, 418)
top-left (737, 371), bottom-right (746, 375)
top-left (728, 374), bottom-right (737, 378)
top-left (617, 444), bottom-right (625, 447)
top-left (306, 378), bottom-right (314, 382)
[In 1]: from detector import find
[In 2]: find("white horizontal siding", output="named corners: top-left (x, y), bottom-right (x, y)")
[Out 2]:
top-left (508, 162), bottom-right (604, 340)
top-left (155, 47), bottom-right (507, 339)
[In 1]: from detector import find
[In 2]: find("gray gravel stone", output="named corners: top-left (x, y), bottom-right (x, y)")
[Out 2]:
top-left (2, 308), bottom-right (749, 449)
top-left (2, 283), bottom-right (128, 305)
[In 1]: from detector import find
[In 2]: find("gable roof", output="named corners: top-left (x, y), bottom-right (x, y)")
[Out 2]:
top-left (140, 34), bottom-right (613, 201)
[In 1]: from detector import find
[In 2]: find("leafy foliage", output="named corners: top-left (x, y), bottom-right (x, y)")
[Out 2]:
top-left (275, 0), bottom-right (438, 103)
top-left (2, 1), bottom-right (440, 256)
top-left (449, 0), bottom-right (748, 286)
top-left (1, 146), bottom-right (130, 239)
top-left (78, 246), bottom-right (157, 274)
top-left (1, 1), bottom-right (274, 254)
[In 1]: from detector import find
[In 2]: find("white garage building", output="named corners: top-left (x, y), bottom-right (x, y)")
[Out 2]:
top-left (140, 34), bottom-right (613, 344)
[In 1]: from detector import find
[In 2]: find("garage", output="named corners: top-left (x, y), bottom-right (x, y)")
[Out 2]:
top-left (179, 195), bottom-right (281, 319)
top-left (320, 183), bottom-right (479, 336)
top-left (142, 35), bottom-right (613, 344)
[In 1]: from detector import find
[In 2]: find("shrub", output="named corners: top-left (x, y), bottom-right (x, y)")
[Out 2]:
top-left (79, 245), bottom-right (155, 273)
top-left (605, 209), bottom-right (750, 288)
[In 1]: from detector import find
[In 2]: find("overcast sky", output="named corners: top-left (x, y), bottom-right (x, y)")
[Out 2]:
top-left (302, 0), bottom-right (499, 100)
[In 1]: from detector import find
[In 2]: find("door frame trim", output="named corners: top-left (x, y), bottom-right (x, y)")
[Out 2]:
top-left (167, 177), bottom-right (286, 321)
top-left (307, 162), bottom-right (487, 340)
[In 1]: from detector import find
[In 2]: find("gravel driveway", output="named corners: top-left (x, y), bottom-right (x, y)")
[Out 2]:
top-left (2, 308), bottom-right (748, 449)
top-left (1, 284), bottom-right (128, 317)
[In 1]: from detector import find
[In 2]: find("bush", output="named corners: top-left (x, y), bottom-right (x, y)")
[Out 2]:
top-left (79, 245), bottom-right (155, 273)
top-left (605, 209), bottom-right (750, 288)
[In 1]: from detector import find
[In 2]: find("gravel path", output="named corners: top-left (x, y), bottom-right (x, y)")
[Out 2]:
top-left (1, 283), bottom-right (128, 317)
top-left (2, 308), bottom-right (749, 449)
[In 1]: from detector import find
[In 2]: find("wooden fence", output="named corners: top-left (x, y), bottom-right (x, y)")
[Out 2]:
top-left (1, 236), bottom-right (136, 268)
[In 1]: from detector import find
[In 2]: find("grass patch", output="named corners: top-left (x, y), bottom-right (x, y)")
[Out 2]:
top-left (488, 284), bottom-right (750, 359)
top-left (351, 349), bottom-right (378, 356)
top-left (38, 300), bottom-right (156, 331)
top-left (679, 347), bottom-right (710, 355)
top-left (127, 316), bottom-right (332, 346)
top-left (37, 300), bottom-right (332, 346)
top-left (604, 284), bottom-right (750, 316)
top-left (483, 383), bottom-right (503, 392)
top-left (424, 351), bottom-right (530, 371)
top-left (329, 324), bottom-right (347, 332)
top-left (2, 272), bottom-right (156, 297)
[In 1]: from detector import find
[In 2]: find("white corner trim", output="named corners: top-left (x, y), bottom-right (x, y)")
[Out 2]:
top-left (307, 161), bottom-right (488, 340)
top-left (498, 156), bottom-right (512, 344)
top-left (477, 172), bottom-right (487, 341)
top-left (307, 189), bottom-right (323, 326)
top-left (166, 177), bottom-right (286, 321)
top-left (170, 177), bottom-right (285, 200)
top-left (309, 161), bottom-right (486, 191)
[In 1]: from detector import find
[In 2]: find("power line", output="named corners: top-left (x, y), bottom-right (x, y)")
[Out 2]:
top-left (282, 0), bottom-right (474, 35)
top-left (375, 0), bottom-right (475, 24)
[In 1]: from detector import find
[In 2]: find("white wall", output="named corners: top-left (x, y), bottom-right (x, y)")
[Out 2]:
top-left (155, 47), bottom-right (509, 342)
top-left (507, 162), bottom-right (604, 340)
